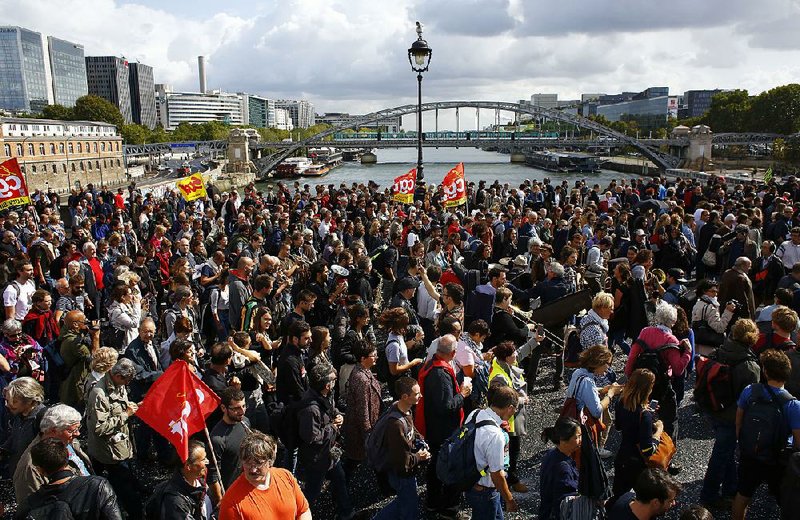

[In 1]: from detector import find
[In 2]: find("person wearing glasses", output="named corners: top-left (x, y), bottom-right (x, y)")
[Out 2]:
top-left (218, 430), bottom-right (310, 520)
top-left (14, 404), bottom-right (89, 508)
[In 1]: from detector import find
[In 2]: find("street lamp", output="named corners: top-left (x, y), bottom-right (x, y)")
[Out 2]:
top-left (408, 21), bottom-right (432, 181)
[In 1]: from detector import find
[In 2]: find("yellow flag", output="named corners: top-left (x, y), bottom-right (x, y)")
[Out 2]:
top-left (176, 173), bottom-right (207, 201)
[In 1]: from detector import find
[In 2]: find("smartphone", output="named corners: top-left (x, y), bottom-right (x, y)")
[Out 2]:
top-left (649, 399), bottom-right (659, 410)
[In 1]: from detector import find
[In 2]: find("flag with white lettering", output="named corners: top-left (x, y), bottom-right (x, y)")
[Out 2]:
top-left (392, 168), bottom-right (416, 204)
top-left (442, 162), bottom-right (467, 208)
top-left (0, 158), bottom-right (31, 211)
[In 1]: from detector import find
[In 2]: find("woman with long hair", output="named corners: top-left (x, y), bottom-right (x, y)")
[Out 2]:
top-left (307, 326), bottom-right (331, 371)
top-left (612, 368), bottom-right (661, 499)
top-left (608, 262), bottom-right (632, 354)
top-left (539, 417), bottom-right (581, 520)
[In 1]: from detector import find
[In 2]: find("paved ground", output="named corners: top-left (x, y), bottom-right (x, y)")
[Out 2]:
top-left (0, 353), bottom-right (781, 519)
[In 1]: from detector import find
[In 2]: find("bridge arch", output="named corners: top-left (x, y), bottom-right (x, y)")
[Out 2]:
top-left (256, 100), bottom-right (682, 175)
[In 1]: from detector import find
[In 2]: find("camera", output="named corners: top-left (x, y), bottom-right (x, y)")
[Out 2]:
top-left (727, 299), bottom-right (740, 309)
top-left (413, 437), bottom-right (429, 453)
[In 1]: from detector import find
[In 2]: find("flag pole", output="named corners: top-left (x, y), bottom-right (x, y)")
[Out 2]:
top-left (204, 426), bottom-right (225, 496)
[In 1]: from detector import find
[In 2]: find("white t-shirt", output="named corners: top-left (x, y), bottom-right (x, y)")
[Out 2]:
top-left (471, 408), bottom-right (507, 488)
top-left (3, 279), bottom-right (36, 320)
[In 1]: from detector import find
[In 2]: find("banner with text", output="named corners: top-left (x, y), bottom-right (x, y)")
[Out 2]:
top-left (176, 173), bottom-right (207, 201)
top-left (392, 168), bottom-right (417, 204)
top-left (442, 162), bottom-right (467, 208)
top-left (0, 158), bottom-right (31, 211)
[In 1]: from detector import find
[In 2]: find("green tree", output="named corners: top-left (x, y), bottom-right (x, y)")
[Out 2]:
top-left (41, 104), bottom-right (74, 120)
top-left (705, 90), bottom-right (751, 132)
top-left (149, 125), bottom-right (170, 143)
top-left (72, 95), bottom-right (125, 128)
top-left (120, 124), bottom-right (149, 144)
top-left (750, 84), bottom-right (800, 134)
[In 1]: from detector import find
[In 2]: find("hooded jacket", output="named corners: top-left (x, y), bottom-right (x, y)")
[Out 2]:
top-left (714, 338), bottom-right (761, 423)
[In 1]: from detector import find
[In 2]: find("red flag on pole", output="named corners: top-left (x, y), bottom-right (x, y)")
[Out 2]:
top-left (135, 360), bottom-right (220, 461)
top-left (442, 162), bottom-right (467, 208)
top-left (392, 168), bottom-right (416, 204)
top-left (0, 158), bottom-right (31, 211)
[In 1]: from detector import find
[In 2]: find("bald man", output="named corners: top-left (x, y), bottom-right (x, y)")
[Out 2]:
top-left (58, 311), bottom-right (100, 408)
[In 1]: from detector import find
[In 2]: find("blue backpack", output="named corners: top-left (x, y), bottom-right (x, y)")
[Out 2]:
top-left (435, 413), bottom-right (496, 492)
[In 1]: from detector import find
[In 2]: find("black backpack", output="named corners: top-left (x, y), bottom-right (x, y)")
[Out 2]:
top-left (25, 497), bottom-right (75, 520)
top-left (631, 339), bottom-right (679, 397)
top-left (435, 412), bottom-right (496, 492)
top-left (365, 405), bottom-right (406, 473)
top-left (376, 337), bottom-right (397, 384)
top-left (739, 384), bottom-right (795, 464)
top-left (564, 321), bottom-right (586, 367)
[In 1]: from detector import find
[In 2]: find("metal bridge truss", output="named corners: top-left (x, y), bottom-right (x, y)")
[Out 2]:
top-left (254, 101), bottom-right (686, 174)
top-left (124, 140), bottom-right (226, 156)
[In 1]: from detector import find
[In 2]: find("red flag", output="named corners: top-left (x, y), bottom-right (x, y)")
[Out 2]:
top-left (0, 158), bottom-right (31, 211)
top-left (135, 360), bottom-right (220, 461)
top-left (442, 162), bottom-right (467, 208)
top-left (392, 168), bottom-right (416, 204)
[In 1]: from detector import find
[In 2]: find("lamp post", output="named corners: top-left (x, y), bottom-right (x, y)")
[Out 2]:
top-left (408, 21), bottom-right (432, 181)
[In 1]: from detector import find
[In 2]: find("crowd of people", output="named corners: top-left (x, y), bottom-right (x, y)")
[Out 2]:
top-left (1, 172), bottom-right (800, 519)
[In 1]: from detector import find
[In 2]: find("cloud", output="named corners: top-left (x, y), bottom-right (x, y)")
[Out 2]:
top-left (2, 0), bottom-right (800, 123)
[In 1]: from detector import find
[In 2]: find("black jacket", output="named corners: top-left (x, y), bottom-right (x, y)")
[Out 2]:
top-left (714, 339), bottom-right (761, 423)
top-left (158, 471), bottom-right (209, 520)
top-left (276, 343), bottom-right (309, 405)
top-left (487, 308), bottom-right (528, 349)
top-left (422, 364), bottom-right (465, 447)
top-left (16, 473), bottom-right (122, 520)
top-left (122, 337), bottom-right (164, 402)
top-left (297, 389), bottom-right (339, 473)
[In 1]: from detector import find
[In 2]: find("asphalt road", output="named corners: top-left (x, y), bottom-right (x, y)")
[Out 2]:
top-left (0, 352), bottom-right (782, 519)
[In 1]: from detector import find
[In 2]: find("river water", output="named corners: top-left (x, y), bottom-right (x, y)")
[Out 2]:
top-left (257, 147), bottom-right (631, 190)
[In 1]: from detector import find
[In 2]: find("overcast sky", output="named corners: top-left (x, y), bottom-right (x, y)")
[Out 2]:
top-left (3, 0), bottom-right (800, 129)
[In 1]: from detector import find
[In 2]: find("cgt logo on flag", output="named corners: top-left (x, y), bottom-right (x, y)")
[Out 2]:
top-left (442, 162), bottom-right (467, 208)
top-left (135, 360), bottom-right (220, 461)
top-left (0, 158), bottom-right (31, 211)
top-left (176, 173), bottom-right (207, 202)
top-left (393, 168), bottom-right (417, 204)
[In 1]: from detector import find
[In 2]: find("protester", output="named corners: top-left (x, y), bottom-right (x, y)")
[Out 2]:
top-left (608, 468), bottom-right (682, 520)
top-left (538, 416), bottom-right (581, 520)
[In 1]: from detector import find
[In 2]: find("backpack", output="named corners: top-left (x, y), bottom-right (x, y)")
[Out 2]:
top-left (143, 480), bottom-right (171, 520)
top-left (631, 338), bottom-right (679, 397)
top-left (668, 286), bottom-right (696, 317)
top-left (376, 337), bottom-right (397, 384)
top-left (364, 405), bottom-right (406, 473)
top-left (435, 412), bottom-right (496, 492)
top-left (25, 496), bottom-right (76, 520)
top-left (564, 321), bottom-right (586, 368)
top-left (693, 353), bottom-right (749, 413)
top-left (369, 244), bottom-right (390, 272)
top-left (739, 384), bottom-right (795, 464)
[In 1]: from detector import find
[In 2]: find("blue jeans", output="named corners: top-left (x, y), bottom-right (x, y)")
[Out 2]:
top-left (303, 460), bottom-right (353, 519)
top-left (465, 487), bottom-right (504, 520)
top-left (700, 417), bottom-right (738, 503)
top-left (373, 472), bottom-right (419, 520)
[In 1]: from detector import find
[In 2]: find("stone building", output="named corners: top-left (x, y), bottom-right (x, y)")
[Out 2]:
top-left (0, 117), bottom-right (125, 192)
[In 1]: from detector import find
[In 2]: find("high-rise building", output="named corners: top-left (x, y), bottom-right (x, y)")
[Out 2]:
top-left (275, 99), bottom-right (315, 128)
top-left (680, 89), bottom-right (724, 119)
top-left (47, 36), bottom-right (87, 107)
top-left (274, 108), bottom-right (293, 131)
top-left (530, 94), bottom-right (559, 109)
top-left (128, 63), bottom-right (156, 129)
top-left (85, 56), bottom-right (133, 124)
top-left (0, 26), bottom-right (50, 112)
top-left (155, 85), bottom-right (243, 130)
top-left (241, 95), bottom-right (276, 128)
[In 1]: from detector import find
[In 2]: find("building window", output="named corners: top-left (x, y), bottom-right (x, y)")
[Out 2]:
top-left (96, 160), bottom-right (101, 169)
top-left (117, 159), bottom-right (121, 166)
top-left (116, 142), bottom-right (120, 151)
top-left (52, 164), bottom-right (57, 174)
top-left (16, 144), bottom-right (22, 156)
top-left (3, 144), bottom-right (9, 157)
top-left (77, 143), bottom-right (82, 153)
top-left (80, 162), bottom-right (84, 171)
top-left (39, 144), bottom-right (45, 155)
top-left (103, 159), bottom-right (107, 167)
top-left (87, 162), bottom-right (92, 171)
top-left (71, 163), bottom-right (76, 172)
top-left (101, 142), bottom-right (106, 152)
top-left (28, 144), bottom-right (34, 156)
top-left (59, 143), bottom-right (64, 154)
top-left (49, 144), bottom-right (55, 154)
top-left (62, 164), bottom-right (66, 172)
top-left (68, 143), bottom-right (74, 153)
top-left (31, 165), bottom-right (36, 173)
top-left (93, 142), bottom-right (98, 153)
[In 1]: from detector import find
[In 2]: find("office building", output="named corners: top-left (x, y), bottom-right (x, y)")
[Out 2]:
top-left (275, 99), bottom-right (315, 128)
top-left (47, 36), bottom-right (88, 107)
top-left (596, 96), bottom-right (670, 130)
top-left (241, 95), bottom-right (276, 128)
top-left (85, 56), bottom-right (133, 124)
top-left (0, 117), bottom-right (124, 191)
top-left (0, 26), bottom-right (50, 112)
top-left (128, 63), bottom-right (156, 128)
top-left (274, 108), bottom-right (293, 131)
top-left (529, 94), bottom-right (558, 109)
top-left (155, 85), bottom-right (243, 130)
top-left (679, 89), bottom-right (724, 119)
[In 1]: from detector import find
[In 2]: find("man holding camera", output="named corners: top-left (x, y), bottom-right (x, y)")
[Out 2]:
top-left (719, 256), bottom-right (756, 321)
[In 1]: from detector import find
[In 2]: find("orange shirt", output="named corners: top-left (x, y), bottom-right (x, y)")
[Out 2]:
top-left (219, 468), bottom-right (310, 520)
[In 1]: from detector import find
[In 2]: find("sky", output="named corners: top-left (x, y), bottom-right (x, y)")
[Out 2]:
top-left (3, 0), bottom-right (800, 130)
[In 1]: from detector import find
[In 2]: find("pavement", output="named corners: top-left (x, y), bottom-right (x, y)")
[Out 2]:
top-left (0, 350), bottom-right (782, 519)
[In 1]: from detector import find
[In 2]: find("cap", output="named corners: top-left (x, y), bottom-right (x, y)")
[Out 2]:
top-left (634, 229), bottom-right (646, 236)
top-left (667, 268), bottom-right (688, 283)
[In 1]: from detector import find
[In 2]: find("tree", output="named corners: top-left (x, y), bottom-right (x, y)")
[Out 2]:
top-left (120, 124), bottom-right (149, 144)
top-left (41, 104), bottom-right (73, 120)
top-left (750, 84), bottom-right (800, 134)
top-left (705, 90), bottom-right (751, 132)
top-left (149, 125), bottom-right (170, 143)
top-left (73, 95), bottom-right (125, 128)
